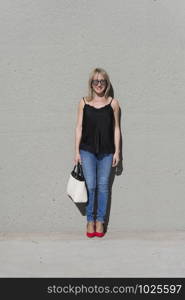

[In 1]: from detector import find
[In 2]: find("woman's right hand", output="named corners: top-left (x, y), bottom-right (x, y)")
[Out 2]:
top-left (74, 152), bottom-right (82, 165)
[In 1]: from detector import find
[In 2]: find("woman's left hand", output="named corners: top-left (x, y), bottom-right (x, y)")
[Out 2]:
top-left (112, 152), bottom-right (120, 167)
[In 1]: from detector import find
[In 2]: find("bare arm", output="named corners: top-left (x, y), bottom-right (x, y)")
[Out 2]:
top-left (112, 99), bottom-right (121, 155)
top-left (75, 98), bottom-right (84, 154)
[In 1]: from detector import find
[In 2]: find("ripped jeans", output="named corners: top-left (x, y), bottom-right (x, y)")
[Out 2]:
top-left (79, 149), bottom-right (113, 223)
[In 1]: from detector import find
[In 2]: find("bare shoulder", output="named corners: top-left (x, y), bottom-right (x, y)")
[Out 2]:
top-left (111, 97), bottom-right (120, 111)
top-left (78, 97), bottom-right (86, 109)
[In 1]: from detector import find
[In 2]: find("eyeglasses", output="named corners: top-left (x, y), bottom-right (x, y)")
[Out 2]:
top-left (91, 79), bottom-right (107, 86)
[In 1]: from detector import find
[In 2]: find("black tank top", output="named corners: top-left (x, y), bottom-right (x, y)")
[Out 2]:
top-left (79, 97), bottom-right (115, 154)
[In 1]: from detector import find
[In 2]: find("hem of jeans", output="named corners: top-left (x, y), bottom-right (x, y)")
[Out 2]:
top-left (95, 219), bottom-right (104, 223)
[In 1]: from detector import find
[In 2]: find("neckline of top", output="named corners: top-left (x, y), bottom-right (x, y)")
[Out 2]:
top-left (85, 103), bottom-right (111, 110)
top-left (84, 98), bottom-right (113, 110)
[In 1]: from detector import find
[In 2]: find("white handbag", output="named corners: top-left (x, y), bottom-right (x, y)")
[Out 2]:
top-left (67, 162), bottom-right (88, 203)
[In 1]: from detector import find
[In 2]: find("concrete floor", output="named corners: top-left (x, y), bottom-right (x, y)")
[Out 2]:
top-left (0, 231), bottom-right (185, 277)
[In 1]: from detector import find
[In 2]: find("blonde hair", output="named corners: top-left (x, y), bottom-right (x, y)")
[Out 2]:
top-left (85, 68), bottom-right (111, 102)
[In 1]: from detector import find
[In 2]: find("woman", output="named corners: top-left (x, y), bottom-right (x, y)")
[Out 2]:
top-left (74, 67), bottom-right (120, 238)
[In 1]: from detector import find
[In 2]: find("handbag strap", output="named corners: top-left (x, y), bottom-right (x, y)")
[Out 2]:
top-left (72, 162), bottom-right (84, 180)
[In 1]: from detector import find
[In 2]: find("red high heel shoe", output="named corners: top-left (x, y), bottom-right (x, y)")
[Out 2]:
top-left (95, 231), bottom-right (104, 237)
top-left (86, 232), bottom-right (95, 238)
top-left (86, 222), bottom-right (96, 238)
top-left (95, 221), bottom-right (105, 237)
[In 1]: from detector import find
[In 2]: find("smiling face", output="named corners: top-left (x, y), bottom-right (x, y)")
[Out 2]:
top-left (91, 73), bottom-right (107, 96)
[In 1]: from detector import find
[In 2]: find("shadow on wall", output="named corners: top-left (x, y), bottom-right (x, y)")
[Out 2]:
top-left (71, 85), bottom-right (124, 232)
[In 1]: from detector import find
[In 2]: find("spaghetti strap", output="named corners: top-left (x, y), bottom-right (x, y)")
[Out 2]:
top-left (83, 97), bottom-right (86, 104)
top-left (110, 97), bottom-right (113, 105)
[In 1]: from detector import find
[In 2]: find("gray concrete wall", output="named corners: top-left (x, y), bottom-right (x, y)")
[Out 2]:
top-left (0, 0), bottom-right (185, 232)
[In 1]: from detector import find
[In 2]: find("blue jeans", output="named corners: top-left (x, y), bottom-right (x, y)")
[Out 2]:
top-left (79, 149), bottom-right (113, 223)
